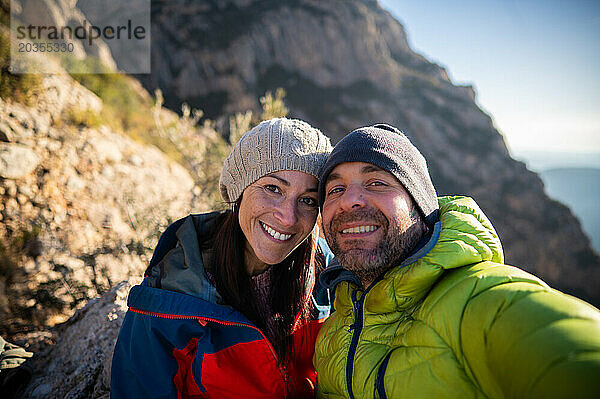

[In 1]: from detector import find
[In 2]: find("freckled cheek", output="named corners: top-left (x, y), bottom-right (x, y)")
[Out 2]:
top-left (297, 209), bottom-right (318, 232)
top-left (249, 195), bottom-right (280, 213)
top-left (266, 195), bottom-right (285, 208)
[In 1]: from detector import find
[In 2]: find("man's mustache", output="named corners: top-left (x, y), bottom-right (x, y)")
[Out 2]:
top-left (328, 207), bottom-right (389, 233)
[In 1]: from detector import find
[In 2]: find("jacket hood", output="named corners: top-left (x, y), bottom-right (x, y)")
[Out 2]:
top-left (324, 196), bottom-right (504, 311)
top-left (146, 212), bottom-right (224, 304)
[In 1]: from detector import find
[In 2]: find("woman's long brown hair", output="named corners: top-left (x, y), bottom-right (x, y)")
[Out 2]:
top-left (209, 198), bottom-right (322, 366)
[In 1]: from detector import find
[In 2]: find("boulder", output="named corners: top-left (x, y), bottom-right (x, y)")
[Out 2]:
top-left (23, 279), bottom-right (137, 399)
top-left (0, 144), bottom-right (40, 179)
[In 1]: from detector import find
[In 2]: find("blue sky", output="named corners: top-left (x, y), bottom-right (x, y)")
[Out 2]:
top-left (378, 0), bottom-right (600, 154)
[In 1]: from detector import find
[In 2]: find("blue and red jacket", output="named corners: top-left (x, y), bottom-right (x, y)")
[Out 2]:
top-left (111, 213), bottom-right (333, 398)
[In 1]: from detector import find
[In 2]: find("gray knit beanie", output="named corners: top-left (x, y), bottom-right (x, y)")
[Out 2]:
top-left (220, 118), bottom-right (332, 203)
top-left (318, 124), bottom-right (439, 226)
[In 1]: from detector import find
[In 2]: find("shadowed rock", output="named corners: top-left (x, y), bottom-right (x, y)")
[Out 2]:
top-left (22, 279), bottom-right (135, 399)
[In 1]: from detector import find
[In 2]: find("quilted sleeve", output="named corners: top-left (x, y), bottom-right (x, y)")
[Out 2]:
top-left (461, 279), bottom-right (600, 399)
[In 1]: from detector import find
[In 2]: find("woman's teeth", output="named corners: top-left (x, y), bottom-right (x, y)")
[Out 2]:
top-left (341, 225), bottom-right (378, 234)
top-left (261, 222), bottom-right (292, 241)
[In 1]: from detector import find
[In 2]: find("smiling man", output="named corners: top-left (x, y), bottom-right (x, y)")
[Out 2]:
top-left (313, 124), bottom-right (600, 399)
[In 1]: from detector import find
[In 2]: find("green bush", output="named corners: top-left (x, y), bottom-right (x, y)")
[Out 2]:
top-left (66, 107), bottom-right (103, 128)
top-left (260, 88), bottom-right (288, 121)
top-left (68, 57), bottom-right (155, 138)
top-left (0, 28), bottom-right (41, 105)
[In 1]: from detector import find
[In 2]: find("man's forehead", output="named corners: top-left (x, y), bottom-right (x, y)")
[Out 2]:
top-left (326, 162), bottom-right (393, 182)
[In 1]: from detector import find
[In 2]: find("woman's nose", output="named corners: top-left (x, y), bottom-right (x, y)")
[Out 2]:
top-left (339, 185), bottom-right (366, 210)
top-left (274, 197), bottom-right (298, 227)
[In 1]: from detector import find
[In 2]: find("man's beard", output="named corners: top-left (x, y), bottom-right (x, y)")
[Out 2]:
top-left (325, 205), bottom-right (425, 287)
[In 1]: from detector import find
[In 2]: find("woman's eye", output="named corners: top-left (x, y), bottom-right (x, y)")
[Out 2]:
top-left (264, 184), bottom-right (281, 194)
top-left (300, 197), bottom-right (317, 207)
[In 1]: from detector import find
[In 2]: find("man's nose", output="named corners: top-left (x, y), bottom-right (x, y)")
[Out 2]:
top-left (274, 197), bottom-right (299, 227)
top-left (339, 184), bottom-right (367, 210)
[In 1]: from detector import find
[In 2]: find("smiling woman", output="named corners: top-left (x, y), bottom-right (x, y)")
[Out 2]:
top-left (111, 118), bottom-right (333, 399)
top-left (239, 170), bottom-right (319, 274)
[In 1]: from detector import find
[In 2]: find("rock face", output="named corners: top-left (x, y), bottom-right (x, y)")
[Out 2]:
top-left (22, 279), bottom-right (135, 399)
top-left (11, 0), bottom-right (117, 71)
top-left (138, 0), bottom-right (599, 304)
top-left (0, 143), bottom-right (40, 178)
top-left (0, 69), bottom-right (195, 337)
top-left (1, 8), bottom-right (230, 394)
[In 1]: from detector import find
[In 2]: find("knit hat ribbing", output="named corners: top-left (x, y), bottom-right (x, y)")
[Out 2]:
top-left (318, 124), bottom-right (439, 226)
top-left (219, 118), bottom-right (332, 203)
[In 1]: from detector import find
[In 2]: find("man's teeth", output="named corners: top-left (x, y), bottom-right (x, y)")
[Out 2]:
top-left (261, 222), bottom-right (292, 241)
top-left (341, 225), bottom-right (378, 234)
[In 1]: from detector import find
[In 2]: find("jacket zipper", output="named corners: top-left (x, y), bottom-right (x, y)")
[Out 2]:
top-left (375, 350), bottom-right (392, 399)
top-left (346, 290), bottom-right (365, 399)
top-left (129, 307), bottom-right (289, 397)
top-left (344, 272), bottom-right (386, 399)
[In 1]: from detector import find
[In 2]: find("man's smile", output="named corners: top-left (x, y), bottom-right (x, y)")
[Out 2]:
top-left (340, 225), bottom-right (379, 234)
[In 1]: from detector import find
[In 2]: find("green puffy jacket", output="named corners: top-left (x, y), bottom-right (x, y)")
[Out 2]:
top-left (314, 196), bottom-right (600, 398)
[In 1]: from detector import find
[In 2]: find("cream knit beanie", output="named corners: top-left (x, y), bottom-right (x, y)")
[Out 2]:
top-left (219, 118), bottom-right (332, 203)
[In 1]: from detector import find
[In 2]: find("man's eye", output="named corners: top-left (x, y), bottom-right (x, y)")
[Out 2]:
top-left (264, 184), bottom-right (281, 193)
top-left (368, 181), bottom-right (386, 187)
top-left (326, 187), bottom-right (344, 196)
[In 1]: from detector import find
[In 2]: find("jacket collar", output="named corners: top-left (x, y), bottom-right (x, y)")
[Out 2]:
top-left (322, 196), bottom-right (504, 313)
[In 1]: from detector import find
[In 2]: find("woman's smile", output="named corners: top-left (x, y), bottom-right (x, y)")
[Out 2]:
top-left (260, 221), bottom-right (293, 241)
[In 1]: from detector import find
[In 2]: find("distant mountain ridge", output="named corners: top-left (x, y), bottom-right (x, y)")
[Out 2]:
top-left (116, 0), bottom-right (599, 304)
top-left (513, 150), bottom-right (600, 172)
top-left (539, 167), bottom-right (600, 254)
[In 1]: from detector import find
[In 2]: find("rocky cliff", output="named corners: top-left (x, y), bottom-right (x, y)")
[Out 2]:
top-left (20, 280), bottom-right (135, 399)
top-left (0, 27), bottom-right (235, 394)
top-left (0, 69), bottom-right (197, 338)
top-left (136, 0), bottom-right (599, 304)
